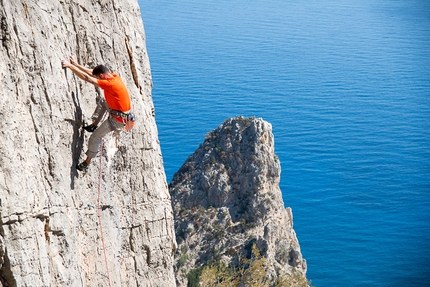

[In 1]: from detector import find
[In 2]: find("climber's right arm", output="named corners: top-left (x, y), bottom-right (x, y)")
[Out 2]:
top-left (61, 59), bottom-right (99, 87)
top-left (69, 56), bottom-right (93, 77)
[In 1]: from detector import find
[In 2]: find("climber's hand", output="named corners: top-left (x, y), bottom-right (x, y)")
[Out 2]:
top-left (69, 56), bottom-right (77, 65)
top-left (61, 59), bottom-right (71, 69)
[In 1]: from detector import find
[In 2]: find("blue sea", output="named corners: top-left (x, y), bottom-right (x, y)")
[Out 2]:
top-left (138, 1), bottom-right (430, 286)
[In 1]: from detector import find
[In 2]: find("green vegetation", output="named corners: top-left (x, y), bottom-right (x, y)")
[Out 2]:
top-left (179, 254), bottom-right (188, 267)
top-left (274, 272), bottom-right (313, 287)
top-left (187, 244), bottom-right (313, 287)
top-left (187, 266), bottom-right (204, 287)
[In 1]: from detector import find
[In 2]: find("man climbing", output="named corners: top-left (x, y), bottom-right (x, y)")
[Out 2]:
top-left (61, 56), bottom-right (133, 171)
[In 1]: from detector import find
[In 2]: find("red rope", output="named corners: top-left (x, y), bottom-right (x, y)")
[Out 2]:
top-left (97, 138), bottom-right (113, 287)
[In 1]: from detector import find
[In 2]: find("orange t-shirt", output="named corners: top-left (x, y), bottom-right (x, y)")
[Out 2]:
top-left (97, 74), bottom-right (131, 122)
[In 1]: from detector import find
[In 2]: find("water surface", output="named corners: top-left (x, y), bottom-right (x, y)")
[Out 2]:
top-left (139, 1), bottom-right (430, 286)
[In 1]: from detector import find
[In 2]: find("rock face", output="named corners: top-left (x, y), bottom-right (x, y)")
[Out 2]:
top-left (170, 117), bottom-right (307, 286)
top-left (0, 1), bottom-right (176, 286)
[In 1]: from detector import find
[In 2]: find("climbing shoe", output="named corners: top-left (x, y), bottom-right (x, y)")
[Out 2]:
top-left (84, 124), bottom-right (98, 133)
top-left (76, 161), bottom-right (89, 171)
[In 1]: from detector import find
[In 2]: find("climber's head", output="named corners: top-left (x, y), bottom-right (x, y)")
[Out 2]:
top-left (92, 65), bottom-right (110, 79)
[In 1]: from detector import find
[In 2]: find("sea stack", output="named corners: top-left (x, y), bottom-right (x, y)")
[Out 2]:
top-left (170, 116), bottom-right (307, 286)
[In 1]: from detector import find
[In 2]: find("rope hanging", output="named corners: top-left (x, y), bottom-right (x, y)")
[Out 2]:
top-left (97, 138), bottom-right (113, 287)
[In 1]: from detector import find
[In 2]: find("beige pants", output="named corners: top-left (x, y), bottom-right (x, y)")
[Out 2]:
top-left (86, 97), bottom-right (124, 159)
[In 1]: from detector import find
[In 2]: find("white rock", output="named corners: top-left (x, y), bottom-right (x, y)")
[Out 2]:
top-left (0, 0), bottom-right (176, 286)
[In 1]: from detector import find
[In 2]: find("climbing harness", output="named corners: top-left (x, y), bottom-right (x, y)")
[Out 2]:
top-left (110, 109), bottom-right (136, 130)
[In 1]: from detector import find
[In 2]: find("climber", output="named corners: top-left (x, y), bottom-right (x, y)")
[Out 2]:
top-left (61, 56), bottom-right (135, 171)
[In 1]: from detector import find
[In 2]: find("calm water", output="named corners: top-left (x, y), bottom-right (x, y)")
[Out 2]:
top-left (138, 1), bottom-right (430, 286)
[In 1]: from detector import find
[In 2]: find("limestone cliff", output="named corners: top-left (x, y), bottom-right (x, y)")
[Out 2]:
top-left (0, 1), bottom-right (176, 286)
top-left (170, 117), bottom-right (307, 286)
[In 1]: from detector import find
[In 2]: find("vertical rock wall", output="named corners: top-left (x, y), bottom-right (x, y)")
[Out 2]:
top-left (0, 0), bottom-right (176, 286)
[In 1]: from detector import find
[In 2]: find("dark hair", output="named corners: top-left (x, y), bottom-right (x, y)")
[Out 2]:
top-left (92, 65), bottom-right (110, 76)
